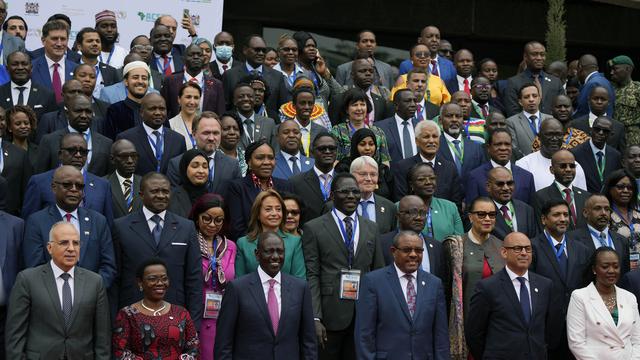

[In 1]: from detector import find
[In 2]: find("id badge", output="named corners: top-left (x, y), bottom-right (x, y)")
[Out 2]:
top-left (339, 269), bottom-right (361, 300)
top-left (203, 291), bottom-right (223, 319)
top-left (630, 251), bottom-right (639, 271)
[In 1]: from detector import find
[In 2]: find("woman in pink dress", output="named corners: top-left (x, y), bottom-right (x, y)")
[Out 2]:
top-left (189, 193), bottom-right (236, 360)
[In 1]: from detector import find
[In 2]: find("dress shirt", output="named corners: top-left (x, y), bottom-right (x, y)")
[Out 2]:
top-left (51, 260), bottom-right (75, 307)
top-left (555, 180), bottom-right (575, 207)
top-left (257, 265), bottom-right (282, 315)
top-left (443, 131), bottom-right (463, 163)
top-left (294, 118), bottom-right (312, 155)
top-left (494, 200), bottom-right (518, 231)
top-left (56, 205), bottom-right (79, 233)
top-left (273, 63), bottom-right (304, 87)
top-left (281, 150), bottom-right (302, 173)
top-left (238, 112), bottom-right (256, 142)
top-left (505, 266), bottom-right (531, 308)
top-left (394, 263), bottom-right (418, 303)
top-left (313, 166), bottom-right (334, 180)
top-left (415, 99), bottom-right (426, 120)
top-left (183, 71), bottom-right (205, 109)
top-left (245, 63), bottom-right (263, 75)
top-left (490, 159), bottom-right (512, 171)
top-left (68, 125), bottom-right (93, 164)
top-left (100, 45), bottom-right (128, 69)
top-left (523, 110), bottom-right (542, 133)
top-left (419, 234), bottom-right (431, 273)
top-left (331, 208), bottom-right (361, 255)
top-left (588, 112), bottom-right (606, 128)
top-left (365, 87), bottom-right (376, 121)
top-left (472, 100), bottom-right (489, 116)
top-left (457, 75), bottom-right (473, 92)
top-left (115, 170), bottom-right (134, 196)
top-left (587, 224), bottom-right (615, 250)
top-left (357, 193), bottom-right (376, 222)
top-left (142, 206), bottom-right (166, 234)
top-left (419, 153), bottom-right (437, 166)
top-left (544, 229), bottom-right (568, 257)
top-left (214, 58), bottom-right (234, 74)
top-left (10, 80), bottom-right (31, 105)
top-left (142, 122), bottom-right (164, 157)
top-left (515, 151), bottom-right (588, 191)
top-left (428, 55), bottom-right (442, 78)
top-left (153, 52), bottom-right (174, 74)
top-left (395, 114), bottom-right (417, 156)
top-left (589, 139), bottom-right (606, 159)
top-left (45, 54), bottom-right (66, 82)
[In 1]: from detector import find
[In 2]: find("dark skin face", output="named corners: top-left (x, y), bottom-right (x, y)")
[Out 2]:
top-left (62, 80), bottom-right (85, 105)
top-left (438, 40), bottom-right (453, 61)
top-left (7, 52), bottom-right (32, 85)
top-left (610, 176), bottom-right (633, 207)
top-left (131, 36), bottom-right (152, 63)
top-left (352, 59), bottom-right (374, 90)
top-left (312, 136), bottom-right (337, 172)
top-left (594, 251), bottom-right (621, 289)
top-left (440, 104), bottom-right (464, 137)
top-left (487, 168), bottom-right (514, 204)
top-left (397, 196), bottom-right (427, 233)
top-left (300, 38), bottom-right (317, 65)
top-left (540, 120), bottom-right (564, 158)
top-left (58, 135), bottom-right (88, 169)
top-left (220, 116), bottom-right (240, 150)
top-left (278, 121), bottom-right (301, 155)
top-left (96, 19), bottom-right (118, 46)
top-left (480, 61), bottom-right (498, 82)
top-left (248, 144), bottom-right (275, 179)
top-left (624, 146), bottom-right (640, 178)
top-left (140, 177), bottom-right (171, 213)
top-left (391, 234), bottom-right (423, 274)
top-left (415, 125), bottom-right (440, 159)
top-left (138, 264), bottom-right (169, 303)
top-left (331, 177), bottom-right (360, 215)
top-left (395, 91), bottom-right (417, 120)
top-left (487, 132), bottom-right (512, 165)
top-left (111, 140), bottom-right (138, 178)
top-left (583, 195), bottom-right (611, 231)
top-left (610, 64), bottom-right (632, 86)
top-left (233, 86), bottom-right (255, 117)
top-left (542, 204), bottom-right (570, 238)
top-left (66, 96), bottom-right (93, 132)
top-left (552, 95), bottom-right (573, 124)
top-left (591, 117), bottom-right (613, 149)
top-left (356, 31), bottom-right (376, 55)
top-left (451, 92), bottom-right (471, 119)
top-left (523, 43), bottom-right (546, 72)
top-left (79, 31), bottom-right (101, 60)
top-left (183, 45), bottom-right (204, 75)
top-left (409, 165), bottom-right (436, 199)
top-left (550, 150), bottom-right (577, 186)
top-left (243, 37), bottom-right (267, 68)
top-left (255, 234), bottom-right (285, 278)
top-left (589, 87), bottom-right (609, 116)
top-left (151, 25), bottom-right (172, 55)
top-left (454, 50), bottom-right (474, 78)
top-left (566, 86), bottom-right (579, 105)
top-left (52, 166), bottom-right (84, 212)
top-left (419, 26), bottom-right (440, 55)
top-left (471, 77), bottom-right (491, 104)
top-left (72, 65), bottom-right (97, 96)
top-left (140, 94), bottom-right (167, 129)
top-left (293, 92), bottom-right (314, 124)
top-left (486, 112), bottom-right (507, 132)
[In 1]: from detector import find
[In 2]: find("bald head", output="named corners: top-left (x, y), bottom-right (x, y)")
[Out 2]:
top-left (578, 54), bottom-right (599, 83)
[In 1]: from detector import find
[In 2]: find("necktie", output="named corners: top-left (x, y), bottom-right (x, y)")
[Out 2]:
top-left (516, 277), bottom-right (531, 325)
top-left (452, 139), bottom-right (463, 174)
top-left (64, 213), bottom-right (72, 222)
top-left (481, 104), bottom-right (489, 119)
top-left (529, 115), bottom-right (538, 136)
top-left (555, 242), bottom-right (568, 279)
top-left (320, 173), bottom-right (331, 200)
top-left (152, 130), bottom-right (163, 171)
top-left (360, 201), bottom-right (371, 220)
top-left (533, 73), bottom-right (542, 96)
top-left (267, 279), bottom-right (279, 334)
top-left (404, 274), bottom-right (416, 317)
top-left (123, 179), bottom-right (133, 213)
top-left (430, 60), bottom-right (439, 76)
top-left (162, 54), bottom-right (172, 77)
top-left (52, 63), bottom-right (63, 103)
top-left (16, 86), bottom-right (26, 106)
top-left (402, 120), bottom-right (414, 159)
top-left (599, 232), bottom-right (608, 248)
top-left (151, 214), bottom-right (162, 245)
top-left (427, 161), bottom-right (434, 168)
top-left (500, 205), bottom-right (513, 230)
top-left (563, 188), bottom-right (577, 225)
top-left (596, 151), bottom-right (604, 181)
top-left (244, 119), bottom-right (254, 142)
top-left (222, 64), bottom-right (228, 72)
top-left (60, 273), bottom-right (72, 328)
top-left (415, 104), bottom-right (424, 121)
top-left (343, 217), bottom-right (354, 260)
top-left (208, 156), bottom-right (215, 192)
top-left (290, 156), bottom-right (300, 175)
top-left (463, 78), bottom-right (470, 95)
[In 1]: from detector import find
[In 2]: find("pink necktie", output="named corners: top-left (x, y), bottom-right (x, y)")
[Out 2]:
top-left (52, 63), bottom-right (62, 103)
top-left (267, 279), bottom-right (279, 334)
top-left (64, 213), bottom-right (72, 222)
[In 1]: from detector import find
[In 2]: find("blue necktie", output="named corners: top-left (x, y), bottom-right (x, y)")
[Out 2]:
top-left (360, 201), bottom-right (371, 220)
top-left (517, 277), bottom-right (531, 325)
top-left (152, 130), bottom-right (163, 172)
top-left (555, 243), bottom-right (568, 279)
top-left (208, 156), bottom-right (215, 192)
top-left (151, 214), bottom-right (162, 245)
top-left (528, 115), bottom-right (538, 136)
top-left (452, 139), bottom-right (462, 174)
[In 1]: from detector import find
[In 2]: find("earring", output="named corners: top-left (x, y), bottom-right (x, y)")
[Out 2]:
top-left (139, 286), bottom-right (143, 291)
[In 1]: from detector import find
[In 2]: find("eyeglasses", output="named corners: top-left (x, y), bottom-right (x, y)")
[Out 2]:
top-left (399, 209), bottom-right (428, 218)
top-left (334, 188), bottom-right (361, 196)
top-left (251, 47), bottom-right (267, 53)
top-left (615, 184), bottom-right (633, 191)
top-left (51, 240), bottom-right (81, 248)
top-left (592, 127), bottom-right (611, 134)
top-left (200, 214), bottom-right (224, 225)
top-left (61, 147), bottom-right (89, 156)
top-left (131, 45), bottom-right (153, 52)
top-left (286, 209), bottom-right (301, 216)
top-left (471, 211), bottom-right (497, 219)
top-left (54, 181), bottom-right (85, 190)
top-left (315, 145), bottom-right (337, 153)
top-left (144, 275), bottom-right (169, 284)
top-left (492, 180), bottom-right (515, 187)
top-left (394, 247), bottom-right (425, 254)
top-left (280, 47), bottom-right (298, 53)
top-left (473, 84), bottom-right (491, 90)
top-left (504, 246), bottom-right (533, 253)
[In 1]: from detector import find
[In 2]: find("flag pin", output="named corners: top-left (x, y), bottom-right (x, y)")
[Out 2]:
top-left (534, 288), bottom-right (539, 293)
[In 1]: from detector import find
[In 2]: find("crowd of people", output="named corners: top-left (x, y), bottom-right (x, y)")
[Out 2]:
top-left (0, 3), bottom-right (639, 360)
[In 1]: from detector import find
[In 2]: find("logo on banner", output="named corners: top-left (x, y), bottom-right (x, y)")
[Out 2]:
top-left (137, 12), bottom-right (163, 22)
top-left (25, 2), bottom-right (39, 15)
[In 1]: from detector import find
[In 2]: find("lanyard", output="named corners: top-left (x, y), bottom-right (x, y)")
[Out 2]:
top-left (588, 228), bottom-right (613, 248)
top-left (564, 128), bottom-right (573, 145)
top-left (333, 209), bottom-right (358, 268)
top-left (319, 174), bottom-right (331, 201)
top-left (612, 204), bottom-right (636, 245)
top-left (425, 208), bottom-right (433, 238)
top-left (595, 151), bottom-right (606, 182)
top-left (544, 231), bottom-right (566, 260)
top-left (182, 119), bottom-right (196, 147)
top-left (447, 138), bottom-right (464, 164)
top-left (209, 237), bottom-right (218, 286)
top-left (503, 202), bottom-right (515, 229)
top-left (301, 128), bottom-right (311, 157)
top-left (99, 47), bottom-right (114, 66)
top-left (348, 122), bottom-right (365, 136)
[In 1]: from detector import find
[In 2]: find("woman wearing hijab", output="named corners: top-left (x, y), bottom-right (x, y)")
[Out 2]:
top-left (168, 149), bottom-right (210, 218)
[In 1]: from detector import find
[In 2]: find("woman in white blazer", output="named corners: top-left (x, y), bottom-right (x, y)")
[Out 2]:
top-left (567, 247), bottom-right (640, 360)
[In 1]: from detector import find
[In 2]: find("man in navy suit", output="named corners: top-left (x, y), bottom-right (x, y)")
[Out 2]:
top-left (273, 120), bottom-right (314, 180)
top-left (148, 24), bottom-right (184, 80)
top-left (21, 133), bottom-right (114, 225)
top-left (398, 26), bottom-right (456, 88)
top-left (355, 230), bottom-right (449, 360)
top-left (112, 172), bottom-right (202, 325)
top-left (570, 87), bottom-right (626, 153)
top-left (436, 103), bottom-right (485, 180)
top-left (215, 231), bottom-right (317, 360)
top-left (575, 54), bottom-right (616, 118)
top-left (22, 165), bottom-right (116, 287)
top-left (116, 93), bottom-right (186, 175)
top-left (465, 129), bottom-right (535, 205)
top-left (466, 232), bottom-right (552, 360)
top-left (376, 89), bottom-right (418, 164)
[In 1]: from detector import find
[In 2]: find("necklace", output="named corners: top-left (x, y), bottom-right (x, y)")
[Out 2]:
top-left (141, 300), bottom-right (167, 316)
top-left (599, 289), bottom-right (617, 312)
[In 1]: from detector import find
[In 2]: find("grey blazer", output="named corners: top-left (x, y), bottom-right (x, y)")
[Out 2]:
top-left (5, 263), bottom-right (111, 360)
top-left (240, 114), bottom-right (278, 149)
top-left (105, 172), bottom-right (143, 219)
top-left (506, 112), bottom-right (552, 160)
top-left (335, 59), bottom-right (395, 90)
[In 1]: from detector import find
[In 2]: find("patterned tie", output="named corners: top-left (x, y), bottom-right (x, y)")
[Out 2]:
top-left (415, 103), bottom-right (424, 121)
top-left (123, 179), bottom-right (133, 213)
top-left (208, 156), bottom-right (215, 192)
top-left (343, 217), bottom-right (354, 262)
top-left (60, 273), bottom-right (72, 328)
top-left (430, 60), bottom-right (439, 76)
top-left (152, 130), bottom-right (163, 172)
top-left (290, 156), bottom-right (301, 175)
top-left (244, 119), bottom-right (254, 142)
top-left (162, 54), bottom-right (172, 77)
top-left (320, 173), bottom-right (331, 200)
top-left (500, 205), bottom-right (513, 230)
top-left (267, 279), bottom-right (280, 334)
top-left (517, 277), bottom-right (531, 325)
top-left (151, 214), bottom-right (162, 245)
top-left (64, 213), bottom-right (72, 222)
top-left (452, 139), bottom-right (463, 174)
top-left (52, 63), bottom-right (63, 103)
top-left (481, 104), bottom-right (489, 119)
top-left (402, 120), bottom-right (414, 159)
top-left (16, 86), bottom-right (26, 106)
top-left (404, 274), bottom-right (416, 317)
top-left (563, 188), bottom-right (577, 226)
top-left (599, 232), bottom-right (608, 248)
top-left (463, 78), bottom-right (470, 95)
top-left (529, 115), bottom-right (538, 136)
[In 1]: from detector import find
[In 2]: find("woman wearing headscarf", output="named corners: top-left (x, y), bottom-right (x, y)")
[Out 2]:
top-left (168, 149), bottom-right (209, 218)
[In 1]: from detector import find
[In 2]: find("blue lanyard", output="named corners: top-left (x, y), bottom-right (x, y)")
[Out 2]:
top-left (348, 122), bottom-right (358, 136)
top-left (182, 119), bottom-right (196, 147)
top-left (333, 209), bottom-right (358, 268)
top-left (564, 128), bottom-right (573, 145)
top-left (209, 237), bottom-right (218, 287)
top-left (147, 132), bottom-right (163, 172)
top-left (319, 175), bottom-right (331, 201)
top-left (544, 231), bottom-right (566, 260)
top-left (612, 204), bottom-right (636, 245)
top-left (425, 208), bottom-right (433, 238)
top-left (588, 228), bottom-right (613, 248)
top-left (99, 47), bottom-right (114, 66)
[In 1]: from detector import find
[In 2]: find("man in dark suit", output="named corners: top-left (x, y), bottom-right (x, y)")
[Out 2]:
top-left (115, 93), bottom-right (186, 175)
top-left (571, 117), bottom-right (622, 193)
top-left (36, 95), bottom-right (113, 176)
top-left (71, 64), bottom-right (121, 122)
top-left (160, 44), bottom-right (225, 118)
top-left (503, 42), bottom-right (564, 117)
top-left (350, 156), bottom-right (397, 234)
top-left (22, 165), bottom-right (116, 287)
top-left (530, 199), bottom-right (591, 360)
top-left (222, 35), bottom-right (289, 115)
top-left (569, 194), bottom-right (631, 276)
top-left (291, 132), bottom-right (337, 224)
top-left (148, 24), bottom-right (184, 80)
top-left (469, 76), bottom-right (493, 120)
top-left (575, 54), bottom-right (616, 118)
top-left (380, 195), bottom-right (445, 279)
top-left (105, 139), bottom-right (143, 219)
top-left (465, 128), bottom-right (536, 205)
top-left (466, 232), bottom-right (553, 360)
top-left (393, 120), bottom-right (462, 206)
top-left (112, 172), bottom-right (202, 325)
top-left (436, 103), bottom-right (485, 179)
top-left (0, 51), bottom-right (57, 121)
top-left (0, 133), bottom-right (31, 216)
top-left (570, 87), bottom-right (626, 152)
top-left (302, 173), bottom-right (384, 360)
top-left (6, 221), bottom-right (111, 360)
top-left (215, 231), bottom-right (316, 360)
top-left (76, 27), bottom-right (119, 98)
top-left (533, 150), bottom-right (591, 231)
top-left (21, 133), bottom-right (114, 225)
top-left (406, 68), bottom-right (440, 120)
top-left (355, 230), bottom-right (449, 360)
top-left (273, 120), bottom-right (314, 180)
top-left (209, 31), bottom-right (240, 81)
top-left (233, 82), bottom-right (277, 149)
top-left (486, 167), bottom-right (538, 240)
top-left (444, 49), bottom-right (474, 95)
top-left (376, 89), bottom-right (418, 164)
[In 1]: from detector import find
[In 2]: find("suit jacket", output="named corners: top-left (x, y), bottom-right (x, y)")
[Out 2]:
top-left (380, 230), bottom-right (445, 280)
top-left (35, 127), bottom-right (113, 176)
top-left (568, 227), bottom-right (631, 276)
top-left (115, 125), bottom-right (187, 175)
top-left (166, 151), bottom-right (241, 194)
top-left (0, 82), bottom-right (57, 120)
top-left (5, 263), bottom-right (111, 360)
top-left (160, 71), bottom-right (225, 118)
top-left (574, 72), bottom-right (616, 118)
top-left (301, 212), bottom-right (385, 331)
top-left (239, 113), bottom-right (278, 149)
top-left (506, 112), bottom-right (552, 160)
top-left (98, 80), bottom-right (161, 105)
top-left (1, 32), bottom-right (25, 64)
top-left (1, 141), bottom-right (31, 216)
top-left (465, 162), bottom-right (536, 205)
top-left (208, 58), bottom-right (241, 81)
top-left (571, 142), bottom-right (622, 193)
top-left (620, 269), bottom-right (640, 310)
top-left (222, 63), bottom-right (290, 115)
top-left (30, 56), bottom-right (78, 89)
top-left (393, 154), bottom-right (463, 207)
top-left (530, 232), bottom-right (591, 350)
top-left (567, 283), bottom-right (640, 359)
top-left (95, 62), bottom-right (120, 87)
top-left (569, 115), bottom-right (626, 153)
top-left (328, 86), bottom-right (393, 125)
top-left (533, 184), bottom-right (590, 231)
top-left (503, 70), bottom-right (564, 117)
top-left (104, 172), bottom-right (143, 219)
top-left (214, 271), bottom-right (316, 360)
top-left (148, 48), bottom-right (184, 79)
top-left (376, 115), bottom-right (419, 164)
top-left (35, 104), bottom-right (107, 143)
top-left (226, 175), bottom-right (293, 240)
top-left (436, 134), bottom-right (485, 180)
top-left (290, 168), bottom-right (331, 224)
top-left (0, 211), bottom-right (23, 298)
top-left (492, 199), bottom-right (539, 240)
top-left (21, 169), bottom-right (114, 226)
top-left (22, 205), bottom-right (116, 287)
top-left (103, 99), bottom-right (143, 140)
top-left (272, 151), bottom-right (315, 180)
top-left (335, 59), bottom-right (395, 90)
top-left (322, 194), bottom-right (397, 234)
top-left (112, 209), bottom-right (203, 325)
top-left (465, 268), bottom-right (553, 360)
top-left (355, 265), bottom-right (449, 360)
top-left (28, 47), bottom-right (81, 63)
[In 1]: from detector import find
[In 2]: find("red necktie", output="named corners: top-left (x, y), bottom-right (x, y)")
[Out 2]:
top-left (416, 104), bottom-right (423, 121)
top-left (52, 63), bottom-right (63, 103)
top-left (481, 104), bottom-right (489, 118)
top-left (463, 78), bottom-right (470, 95)
top-left (162, 55), bottom-right (172, 77)
top-left (222, 64), bottom-right (228, 72)
top-left (64, 213), bottom-right (72, 222)
top-left (430, 60), bottom-right (439, 76)
top-left (563, 188), bottom-right (577, 225)
top-left (267, 279), bottom-right (279, 334)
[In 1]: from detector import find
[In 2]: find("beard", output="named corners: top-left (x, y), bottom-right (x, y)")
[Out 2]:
top-left (99, 31), bottom-right (119, 46)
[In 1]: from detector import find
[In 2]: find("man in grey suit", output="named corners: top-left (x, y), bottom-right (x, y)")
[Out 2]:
top-left (351, 156), bottom-right (396, 234)
top-left (6, 221), bottom-right (111, 359)
top-left (233, 83), bottom-right (277, 149)
top-left (506, 83), bottom-right (552, 160)
top-left (302, 173), bottom-right (385, 360)
top-left (0, 1), bottom-right (25, 65)
top-left (105, 139), bottom-right (143, 219)
top-left (335, 30), bottom-right (395, 90)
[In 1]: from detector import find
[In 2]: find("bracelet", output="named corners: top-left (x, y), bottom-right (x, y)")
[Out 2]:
top-left (188, 33), bottom-right (198, 38)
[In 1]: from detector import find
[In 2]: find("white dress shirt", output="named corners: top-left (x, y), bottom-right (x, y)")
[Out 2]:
top-left (394, 263), bottom-right (418, 303)
top-left (214, 58), bottom-right (234, 75)
top-left (143, 122), bottom-right (164, 157)
top-left (281, 150), bottom-right (302, 173)
top-left (443, 131), bottom-right (463, 163)
top-left (56, 205), bottom-right (79, 233)
top-left (588, 111), bottom-right (607, 128)
top-left (515, 151), bottom-right (588, 191)
top-left (505, 266), bottom-right (531, 309)
top-left (10, 80), bottom-right (31, 105)
top-left (457, 74), bottom-right (473, 92)
top-left (143, 206), bottom-right (166, 233)
top-left (153, 52), bottom-right (174, 74)
top-left (544, 229), bottom-right (568, 257)
top-left (100, 45), bottom-right (128, 69)
top-left (420, 153), bottom-right (437, 166)
top-left (257, 265), bottom-right (281, 315)
top-left (238, 112), bottom-right (256, 142)
top-left (522, 110), bottom-right (542, 134)
top-left (494, 200), bottom-right (518, 231)
top-left (68, 125), bottom-right (93, 164)
top-left (45, 54), bottom-right (66, 82)
top-left (115, 170), bottom-right (134, 196)
top-left (490, 159), bottom-right (512, 171)
top-left (395, 114), bottom-right (417, 157)
top-left (51, 260), bottom-right (75, 307)
top-left (331, 208), bottom-right (360, 255)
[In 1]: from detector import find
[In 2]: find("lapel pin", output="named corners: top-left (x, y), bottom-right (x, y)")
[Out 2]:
top-left (3, 151), bottom-right (7, 156)
top-left (434, 210), bottom-right (438, 214)
top-left (437, 161), bottom-right (442, 166)
top-left (84, 231), bottom-right (90, 236)
top-left (172, 225), bottom-right (177, 230)
top-left (429, 243), bottom-right (434, 248)
top-left (84, 217), bottom-right (89, 221)
top-left (33, 88), bottom-right (37, 92)
top-left (305, 160), bottom-right (310, 165)
top-left (534, 288), bottom-right (539, 293)
top-left (5, 98), bottom-right (9, 102)
top-left (470, 251), bottom-right (474, 255)
top-left (421, 281), bottom-right (425, 286)
top-left (89, 182), bottom-right (94, 187)
top-left (169, 316), bottom-right (174, 320)
top-left (380, 207), bottom-right (385, 213)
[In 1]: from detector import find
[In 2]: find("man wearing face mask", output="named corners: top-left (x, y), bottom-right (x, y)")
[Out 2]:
top-left (210, 31), bottom-right (239, 81)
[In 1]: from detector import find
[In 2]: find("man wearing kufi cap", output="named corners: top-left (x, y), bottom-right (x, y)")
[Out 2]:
top-left (609, 55), bottom-right (640, 145)
top-left (95, 9), bottom-right (128, 69)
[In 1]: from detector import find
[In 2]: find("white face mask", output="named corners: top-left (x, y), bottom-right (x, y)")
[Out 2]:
top-left (215, 45), bottom-right (233, 61)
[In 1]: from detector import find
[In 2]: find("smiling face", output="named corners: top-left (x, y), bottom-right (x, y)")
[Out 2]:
top-left (42, 29), bottom-right (68, 62)
top-left (487, 168), bottom-right (514, 204)
top-left (593, 250), bottom-right (620, 288)
top-left (332, 177), bottom-right (360, 215)
top-left (233, 85), bottom-right (255, 115)
top-left (391, 233), bottom-right (423, 273)
top-left (352, 162), bottom-right (378, 196)
top-left (248, 144), bottom-right (275, 179)
top-left (79, 31), bottom-right (102, 58)
top-left (124, 68), bottom-right (150, 99)
top-left (409, 165), bottom-right (436, 199)
top-left (524, 43), bottom-right (546, 71)
top-left (244, 36), bottom-right (267, 67)
top-left (501, 233), bottom-right (532, 275)
top-left (198, 206), bottom-right (225, 238)
top-left (138, 264), bottom-right (169, 302)
top-left (255, 233), bottom-right (285, 278)
top-left (8, 111), bottom-right (31, 140)
top-left (542, 204), bottom-right (570, 236)
top-left (186, 155), bottom-right (209, 186)
top-left (7, 51), bottom-right (32, 85)
top-left (610, 176), bottom-right (634, 207)
top-left (140, 177), bottom-right (171, 213)
top-left (278, 38), bottom-right (298, 66)
top-left (284, 199), bottom-right (301, 233)
top-left (151, 25), bottom-right (172, 55)
top-left (178, 86), bottom-right (201, 116)
top-left (469, 200), bottom-right (496, 236)
top-left (411, 44), bottom-right (431, 69)
top-left (347, 100), bottom-right (368, 123)
top-left (259, 195), bottom-right (283, 231)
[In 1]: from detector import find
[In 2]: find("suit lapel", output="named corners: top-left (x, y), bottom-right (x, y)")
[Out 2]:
top-left (354, 216), bottom-right (370, 261)
top-left (137, 126), bottom-right (158, 169)
top-left (0, 214), bottom-right (7, 268)
top-left (276, 275), bottom-right (291, 338)
top-left (529, 274), bottom-right (542, 325)
top-left (373, 195), bottom-right (387, 230)
top-left (303, 170), bottom-right (324, 202)
top-left (157, 212), bottom-right (179, 252)
top-left (387, 121), bottom-right (402, 156)
top-left (212, 152), bottom-right (225, 190)
top-left (323, 213), bottom-right (349, 259)
top-left (386, 266), bottom-right (412, 322)
top-left (537, 235), bottom-right (566, 286)
top-left (78, 208), bottom-right (90, 263)
top-left (41, 264), bottom-right (66, 332)
top-left (499, 270), bottom-right (528, 327)
top-left (68, 268), bottom-right (85, 329)
top-left (248, 273), bottom-right (276, 337)
top-left (129, 211), bottom-right (157, 250)
top-left (108, 173), bottom-right (127, 214)
top-left (437, 135), bottom-right (454, 163)
top-left (275, 153), bottom-right (292, 178)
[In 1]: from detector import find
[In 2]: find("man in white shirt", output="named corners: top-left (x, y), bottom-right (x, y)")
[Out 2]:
top-left (95, 10), bottom-right (128, 69)
top-left (453, 49), bottom-right (474, 95)
top-left (106, 139), bottom-right (143, 218)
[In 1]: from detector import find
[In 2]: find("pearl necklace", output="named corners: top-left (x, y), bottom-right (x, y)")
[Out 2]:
top-left (141, 300), bottom-right (166, 316)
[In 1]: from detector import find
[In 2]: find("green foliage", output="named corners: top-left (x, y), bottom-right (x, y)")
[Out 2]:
top-left (545, 0), bottom-right (567, 64)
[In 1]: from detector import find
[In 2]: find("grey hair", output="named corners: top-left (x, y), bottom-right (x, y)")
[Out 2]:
top-left (48, 221), bottom-right (77, 243)
top-left (350, 155), bottom-right (378, 173)
top-left (414, 119), bottom-right (441, 138)
top-left (392, 230), bottom-right (421, 247)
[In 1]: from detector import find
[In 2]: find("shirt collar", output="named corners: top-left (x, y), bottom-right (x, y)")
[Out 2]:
top-left (313, 166), bottom-right (334, 178)
top-left (50, 260), bottom-right (75, 279)
top-left (257, 264), bottom-right (282, 284)
top-left (443, 131), bottom-right (461, 143)
top-left (281, 150), bottom-right (301, 162)
top-left (457, 74), bottom-right (472, 83)
top-left (494, 198), bottom-right (512, 208)
top-left (115, 170), bottom-right (134, 185)
top-left (245, 62), bottom-right (263, 74)
top-left (293, 118), bottom-right (311, 131)
top-left (395, 114), bottom-right (412, 123)
top-left (490, 159), bottom-right (511, 170)
top-left (554, 180), bottom-right (574, 192)
top-left (154, 52), bottom-right (171, 60)
top-left (544, 229), bottom-right (566, 246)
top-left (587, 223), bottom-right (609, 236)
top-left (333, 208), bottom-right (356, 222)
top-left (393, 262), bottom-right (418, 280)
top-left (56, 205), bottom-right (78, 219)
top-left (522, 110), bottom-right (541, 119)
top-left (505, 266), bottom-right (529, 282)
top-left (238, 112), bottom-right (255, 122)
top-left (420, 153), bottom-right (436, 164)
top-left (584, 71), bottom-right (597, 84)
top-left (142, 206), bottom-right (166, 222)
top-left (11, 80), bottom-right (31, 89)
top-left (184, 71), bottom-right (204, 83)
top-left (142, 122), bottom-right (163, 138)
top-left (589, 138), bottom-right (606, 153)
top-left (45, 54), bottom-right (66, 68)
top-left (361, 192), bottom-right (375, 202)
top-left (68, 125), bottom-right (89, 136)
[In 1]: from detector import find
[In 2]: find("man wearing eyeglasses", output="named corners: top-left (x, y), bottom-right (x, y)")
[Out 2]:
top-left (469, 76), bottom-right (493, 120)
top-left (22, 165), bottom-right (116, 288)
top-left (105, 139), bottom-right (143, 219)
top-left (466, 232), bottom-right (553, 360)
